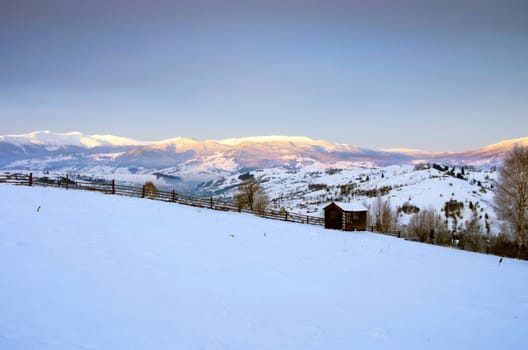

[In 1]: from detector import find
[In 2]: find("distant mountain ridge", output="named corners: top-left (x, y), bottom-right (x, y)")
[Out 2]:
top-left (1, 131), bottom-right (527, 181)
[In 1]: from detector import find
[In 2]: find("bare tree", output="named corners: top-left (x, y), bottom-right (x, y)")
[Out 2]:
top-left (459, 209), bottom-right (484, 252)
top-left (143, 181), bottom-right (158, 198)
top-left (236, 176), bottom-right (268, 211)
top-left (494, 145), bottom-right (528, 258)
top-left (253, 189), bottom-right (269, 214)
top-left (370, 196), bottom-right (397, 233)
top-left (407, 207), bottom-right (449, 244)
top-left (235, 193), bottom-right (246, 211)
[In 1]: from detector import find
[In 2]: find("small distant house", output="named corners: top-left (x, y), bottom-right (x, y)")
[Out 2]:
top-left (323, 202), bottom-right (368, 231)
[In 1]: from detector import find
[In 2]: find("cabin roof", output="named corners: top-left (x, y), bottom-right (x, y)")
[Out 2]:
top-left (324, 201), bottom-right (368, 212)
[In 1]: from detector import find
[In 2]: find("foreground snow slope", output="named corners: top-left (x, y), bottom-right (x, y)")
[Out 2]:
top-left (0, 186), bottom-right (527, 349)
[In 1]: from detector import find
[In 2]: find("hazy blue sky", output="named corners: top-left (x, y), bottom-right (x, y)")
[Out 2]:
top-left (1, 0), bottom-right (527, 151)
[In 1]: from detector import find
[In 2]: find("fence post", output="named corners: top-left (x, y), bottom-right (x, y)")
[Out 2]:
top-left (111, 179), bottom-right (115, 194)
top-left (171, 189), bottom-right (176, 202)
top-left (306, 215), bottom-right (309, 224)
top-left (29, 173), bottom-right (33, 186)
top-left (285, 212), bottom-right (288, 221)
top-left (141, 185), bottom-right (145, 198)
top-left (210, 197), bottom-right (213, 209)
top-left (65, 175), bottom-right (69, 190)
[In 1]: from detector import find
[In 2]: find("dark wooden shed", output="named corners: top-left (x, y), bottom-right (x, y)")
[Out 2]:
top-left (323, 202), bottom-right (368, 231)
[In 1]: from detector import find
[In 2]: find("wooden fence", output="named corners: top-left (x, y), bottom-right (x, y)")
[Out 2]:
top-left (0, 173), bottom-right (325, 227)
top-left (367, 225), bottom-right (402, 238)
top-left (0, 173), bottom-right (410, 238)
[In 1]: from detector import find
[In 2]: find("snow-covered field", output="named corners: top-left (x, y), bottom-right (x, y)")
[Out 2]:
top-left (1, 185), bottom-right (527, 349)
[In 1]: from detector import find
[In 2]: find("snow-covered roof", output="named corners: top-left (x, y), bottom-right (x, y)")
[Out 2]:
top-left (326, 201), bottom-right (368, 212)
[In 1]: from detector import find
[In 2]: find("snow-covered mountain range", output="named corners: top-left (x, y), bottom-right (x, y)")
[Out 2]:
top-left (2, 131), bottom-right (526, 172)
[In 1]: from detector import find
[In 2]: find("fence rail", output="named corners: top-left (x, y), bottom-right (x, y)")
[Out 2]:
top-left (0, 173), bottom-right (32, 185)
top-left (0, 173), bottom-right (326, 227)
top-left (367, 225), bottom-right (402, 238)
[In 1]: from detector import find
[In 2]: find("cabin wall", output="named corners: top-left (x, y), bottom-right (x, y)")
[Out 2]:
top-left (354, 211), bottom-right (367, 231)
top-left (324, 205), bottom-right (343, 230)
top-left (342, 211), bottom-right (367, 231)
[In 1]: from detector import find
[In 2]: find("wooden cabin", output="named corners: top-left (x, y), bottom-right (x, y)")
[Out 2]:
top-left (323, 202), bottom-right (368, 231)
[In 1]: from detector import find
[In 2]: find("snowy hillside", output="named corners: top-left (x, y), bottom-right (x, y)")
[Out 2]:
top-left (198, 164), bottom-right (499, 233)
top-left (1, 185), bottom-right (527, 349)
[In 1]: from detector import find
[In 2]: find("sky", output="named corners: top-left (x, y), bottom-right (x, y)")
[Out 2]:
top-left (1, 0), bottom-right (527, 151)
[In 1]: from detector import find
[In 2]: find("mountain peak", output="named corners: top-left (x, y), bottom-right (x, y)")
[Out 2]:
top-left (479, 137), bottom-right (528, 152)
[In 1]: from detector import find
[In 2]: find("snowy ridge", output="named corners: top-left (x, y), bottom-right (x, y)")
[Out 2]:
top-left (1, 131), bottom-right (526, 180)
top-left (380, 147), bottom-right (446, 156)
top-left (478, 136), bottom-right (528, 152)
top-left (1, 131), bottom-right (526, 166)
top-left (218, 135), bottom-right (318, 145)
top-left (0, 130), bottom-right (149, 148)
